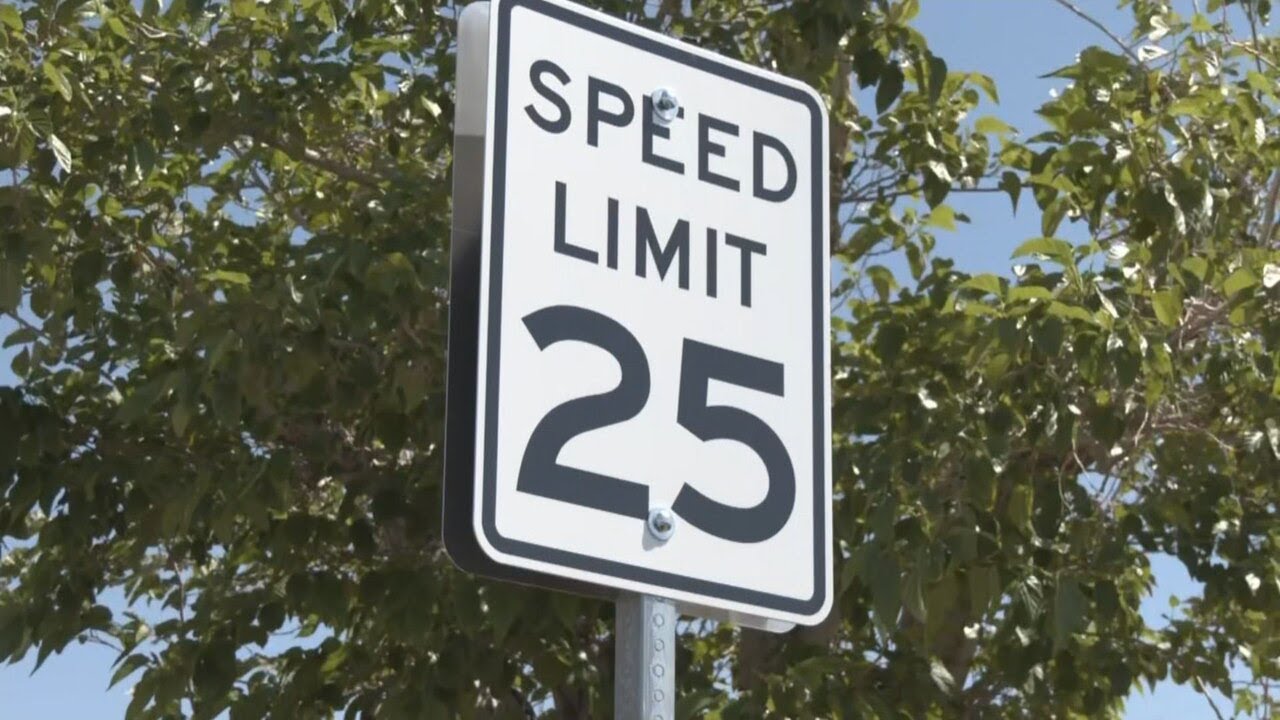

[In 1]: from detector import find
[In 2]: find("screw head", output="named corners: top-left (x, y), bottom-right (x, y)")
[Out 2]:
top-left (651, 87), bottom-right (679, 124)
top-left (646, 507), bottom-right (675, 541)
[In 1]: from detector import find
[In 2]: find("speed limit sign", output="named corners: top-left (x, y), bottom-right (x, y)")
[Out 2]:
top-left (444, 0), bottom-right (831, 626)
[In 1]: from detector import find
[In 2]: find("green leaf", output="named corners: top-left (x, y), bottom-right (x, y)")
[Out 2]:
top-left (208, 330), bottom-right (237, 370)
top-left (1032, 317), bottom-right (1065, 355)
top-left (960, 301), bottom-right (999, 317)
top-left (115, 378), bottom-right (167, 424)
top-left (926, 204), bottom-right (956, 231)
top-left (852, 47), bottom-right (885, 88)
top-left (967, 566), bottom-right (1001, 614)
top-left (229, 0), bottom-right (258, 18)
top-left (1000, 171), bottom-right (1022, 213)
top-left (903, 568), bottom-right (927, 622)
top-left (875, 64), bottom-right (904, 114)
top-left (194, 640), bottom-right (236, 698)
top-left (975, 116), bottom-right (1014, 136)
top-left (314, 0), bottom-right (336, 29)
top-left (212, 381), bottom-right (242, 426)
top-left (893, 0), bottom-right (920, 22)
top-left (1152, 289), bottom-right (1183, 327)
top-left (1047, 301), bottom-right (1097, 325)
top-left (1247, 70), bottom-right (1273, 96)
top-left (1040, 198), bottom-right (1068, 237)
top-left (1181, 256), bottom-right (1208, 281)
top-left (960, 273), bottom-right (1003, 296)
top-left (927, 53), bottom-right (948, 105)
top-left (204, 270), bottom-right (250, 286)
top-left (109, 654), bottom-right (150, 689)
top-left (171, 394), bottom-right (193, 436)
top-left (839, 555), bottom-right (860, 593)
top-left (1009, 285), bottom-right (1052, 302)
top-left (869, 550), bottom-right (901, 630)
top-left (1168, 96), bottom-right (1210, 117)
top-left (11, 346), bottom-right (30, 377)
top-left (42, 63), bottom-right (73, 102)
top-left (2, 327), bottom-right (37, 347)
top-left (320, 645), bottom-right (349, 676)
top-left (905, 243), bottom-right (925, 279)
top-left (105, 15), bottom-right (129, 38)
top-left (866, 265), bottom-right (898, 303)
top-left (0, 4), bottom-right (22, 31)
top-left (0, 261), bottom-right (20, 312)
top-left (970, 73), bottom-right (999, 102)
top-left (1053, 577), bottom-right (1088, 651)
top-left (1221, 268), bottom-right (1257, 297)
top-left (48, 134), bottom-right (72, 173)
top-left (257, 602), bottom-right (285, 632)
top-left (1007, 484), bottom-right (1033, 531)
top-left (1011, 237), bottom-right (1073, 265)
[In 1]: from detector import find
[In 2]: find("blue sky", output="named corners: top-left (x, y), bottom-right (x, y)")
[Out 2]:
top-left (0, 1), bottom-right (1236, 718)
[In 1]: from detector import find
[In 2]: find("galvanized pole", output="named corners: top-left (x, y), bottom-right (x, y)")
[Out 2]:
top-left (615, 594), bottom-right (676, 720)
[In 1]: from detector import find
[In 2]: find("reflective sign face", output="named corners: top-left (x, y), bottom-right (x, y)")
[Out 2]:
top-left (456, 0), bottom-right (831, 625)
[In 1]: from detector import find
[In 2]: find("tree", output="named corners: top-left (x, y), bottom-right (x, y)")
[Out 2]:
top-left (1, 0), bottom-right (1277, 717)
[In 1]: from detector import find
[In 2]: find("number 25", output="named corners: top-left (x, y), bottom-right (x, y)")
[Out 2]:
top-left (516, 305), bottom-right (795, 544)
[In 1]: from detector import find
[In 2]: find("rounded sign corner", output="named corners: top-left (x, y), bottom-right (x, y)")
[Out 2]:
top-left (472, 508), bottom-right (513, 566)
top-left (793, 575), bottom-right (835, 627)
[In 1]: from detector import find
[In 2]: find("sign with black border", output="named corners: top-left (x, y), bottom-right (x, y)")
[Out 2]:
top-left (445, 0), bottom-right (832, 627)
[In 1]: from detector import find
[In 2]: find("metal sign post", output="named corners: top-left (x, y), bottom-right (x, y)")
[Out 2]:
top-left (615, 594), bottom-right (676, 720)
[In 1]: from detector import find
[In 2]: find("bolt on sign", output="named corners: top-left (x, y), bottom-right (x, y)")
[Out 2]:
top-left (445, 0), bottom-right (832, 628)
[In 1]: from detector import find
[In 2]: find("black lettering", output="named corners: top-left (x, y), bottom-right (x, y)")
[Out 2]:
top-left (635, 207), bottom-right (690, 290)
top-left (588, 76), bottom-right (634, 147)
top-left (607, 197), bottom-right (620, 269)
top-left (724, 233), bottom-right (765, 307)
top-left (525, 60), bottom-right (571, 134)
top-left (753, 131), bottom-right (797, 202)
top-left (642, 95), bottom-right (684, 174)
top-left (698, 114), bottom-right (740, 192)
top-left (518, 306), bottom-right (651, 519)
top-left (706, 228), bottom-right (718, 299)
top-left (552, 182), bottom-right (598, 264)
top-left (674, 339), bottom-right (794, 543)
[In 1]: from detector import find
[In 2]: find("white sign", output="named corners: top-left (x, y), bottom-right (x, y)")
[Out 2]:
top-left (448, 0), bottom-right (831, 626)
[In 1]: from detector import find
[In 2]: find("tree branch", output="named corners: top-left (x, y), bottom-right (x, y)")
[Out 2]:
top-left (1193, 676), bottom-right (1228, 720)
top-left (2, 311), bottom-right (49, 342)
top-left (249, 134), bottom-right (386, 188)
top-left (1227, 41), bottom-right (1280, 72)
top-left (231, 146), bottom-right (312, 229)
top-left (1260, 172), bottom-right (1280, 247)
top-left (1245, 0), bottom-right (1265, 75)
top-left (831, 55), bottom-right (853, 249)
top-left (849, 184), bottom-right (1016, 205)
top-left (1050, 0), bottom-right (1146, 66)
